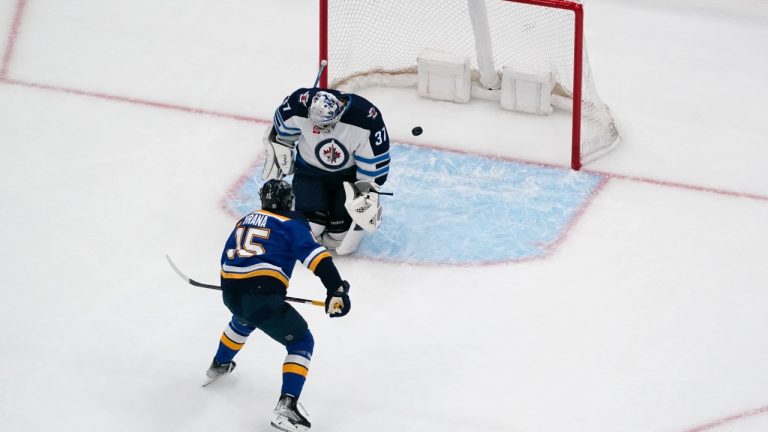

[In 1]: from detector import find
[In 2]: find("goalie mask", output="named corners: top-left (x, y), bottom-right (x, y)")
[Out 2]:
top-left (260, 179), bottom-right (294, 211)
top-left (309, 91), bottom-right (345, 132)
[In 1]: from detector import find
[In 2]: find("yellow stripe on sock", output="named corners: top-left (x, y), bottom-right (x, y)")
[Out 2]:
top-left (220, 333), bottom-right (244, 351)
top-left (282, 363), bottom-right (309, 377)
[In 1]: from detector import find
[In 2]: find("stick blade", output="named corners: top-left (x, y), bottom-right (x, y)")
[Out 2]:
top-left (165, 254), bottom-right (190, 283)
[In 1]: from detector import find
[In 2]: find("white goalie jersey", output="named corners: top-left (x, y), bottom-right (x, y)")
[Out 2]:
top-left (272, 87), bottom-right (391, 186)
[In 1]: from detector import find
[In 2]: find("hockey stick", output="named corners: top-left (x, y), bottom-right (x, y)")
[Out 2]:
top-left (313, 59), bottom-right (328, 88)
top-left (165, 255), bottom-right (325, 308)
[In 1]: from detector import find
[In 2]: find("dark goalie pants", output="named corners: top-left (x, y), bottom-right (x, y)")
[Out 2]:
top-left (292, 161), bottom-right (356, 235)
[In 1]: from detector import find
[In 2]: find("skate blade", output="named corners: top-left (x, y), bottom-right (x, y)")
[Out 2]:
top-left (270, 416), bottom-right (309, 432)
top-left (202, 363), bottom-right (236, 387)
top-left (201, 372), bottom-right (230, 388)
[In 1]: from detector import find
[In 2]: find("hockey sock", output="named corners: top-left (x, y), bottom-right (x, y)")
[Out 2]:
top-left (281, 329), bottom-right (314, 398)
top-left (214, 316), bottom-right (256, 365)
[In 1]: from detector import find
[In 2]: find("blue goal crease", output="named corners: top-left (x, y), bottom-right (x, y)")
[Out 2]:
top-left (223, 143), bottom-right (606, 265)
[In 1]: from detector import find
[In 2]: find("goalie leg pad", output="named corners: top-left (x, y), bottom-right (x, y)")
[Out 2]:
top-left (309, 222), bottom-right (326, 243)
top-left (299, 209), bottom-right (337, 243)
top-left (322, 231), bottom-right (344, 250)
top-left (334, 224), bottom-right (366, 255)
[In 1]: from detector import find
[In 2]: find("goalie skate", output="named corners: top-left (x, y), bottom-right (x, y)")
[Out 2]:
top-left (202, 360), bottom-right (236, 387)
top-left (271, 394), bottom-right (311, 431)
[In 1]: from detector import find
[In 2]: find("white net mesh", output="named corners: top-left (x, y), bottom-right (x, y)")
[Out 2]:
top-left (324, 0), bottom-right (619, 166)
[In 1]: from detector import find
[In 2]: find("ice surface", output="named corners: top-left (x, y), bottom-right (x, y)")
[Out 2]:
top-left (1, 1), bottom-right (767, 432)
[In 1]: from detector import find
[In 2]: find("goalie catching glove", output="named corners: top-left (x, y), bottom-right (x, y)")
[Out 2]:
top-left (343, 181), bottom-right (383, 233)
top-left (261, 126), bottom-right (295, 180)
top-left (326, 280), bottom-right (351, 318)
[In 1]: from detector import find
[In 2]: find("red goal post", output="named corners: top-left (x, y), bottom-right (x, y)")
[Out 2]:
top-left (319, 0), bottom-right (619, 170)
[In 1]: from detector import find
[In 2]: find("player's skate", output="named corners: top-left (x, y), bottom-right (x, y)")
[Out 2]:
top-left (202, 359), bottom-right (236, 387)
top-left (271, 394), bottom-right (311, 431)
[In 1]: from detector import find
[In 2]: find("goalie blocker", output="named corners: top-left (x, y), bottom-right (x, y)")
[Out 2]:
top-left (262, 127), bottom-right (295, 181)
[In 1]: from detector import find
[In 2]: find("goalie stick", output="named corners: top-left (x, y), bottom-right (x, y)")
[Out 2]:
top-left (313, 59), bottom-right (328, 88)
top-left (164, 255), bottom-right (325, 308)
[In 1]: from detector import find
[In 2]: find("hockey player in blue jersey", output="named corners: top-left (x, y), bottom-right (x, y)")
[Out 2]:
top-left (205, 179), bottom-right (351, 432)
top-left (261, 87), bottom-right (390, 255)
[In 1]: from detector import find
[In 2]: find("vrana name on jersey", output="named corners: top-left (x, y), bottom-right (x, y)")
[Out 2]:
top-left (243, 212), bottom-right (269, 227)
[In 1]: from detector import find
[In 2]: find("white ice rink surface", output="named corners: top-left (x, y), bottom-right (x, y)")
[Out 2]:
top-left (1, 1), bottom-right (767, 431)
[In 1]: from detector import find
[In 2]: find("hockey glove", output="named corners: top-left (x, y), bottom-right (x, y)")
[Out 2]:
top-left (343, 181), bottom-right (383, 233)
top-left (325, 280), bottom-right (351, 318)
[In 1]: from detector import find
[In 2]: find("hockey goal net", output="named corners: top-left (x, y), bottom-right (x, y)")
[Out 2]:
top-left (319, 0), bottom-right (619, 170)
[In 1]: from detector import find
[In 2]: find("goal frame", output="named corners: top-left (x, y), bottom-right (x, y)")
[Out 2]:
top-left (319, 0), bottom-right (587, 170)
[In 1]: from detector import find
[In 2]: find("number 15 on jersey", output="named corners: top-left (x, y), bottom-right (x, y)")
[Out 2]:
top-left (226, 226), bottom-right (270, 258)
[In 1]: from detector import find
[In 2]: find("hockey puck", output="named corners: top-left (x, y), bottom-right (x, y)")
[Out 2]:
top-left (411, 126), bottom-right (423, 136)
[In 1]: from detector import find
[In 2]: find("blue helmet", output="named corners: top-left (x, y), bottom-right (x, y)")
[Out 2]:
top-left (260, 179), bottom-right (294, 211)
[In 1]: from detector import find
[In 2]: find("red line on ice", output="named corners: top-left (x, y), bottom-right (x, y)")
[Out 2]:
top-left (594, 170), bottom-right (768, 203)
top-left (2, 76), bottom-right (766, 204)
top-left (1, 0), bottom-right (27, 78)
top-left (683, 404), bottom-right (768, 432)
top-left (4, 78), bottom-right (269, 125)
